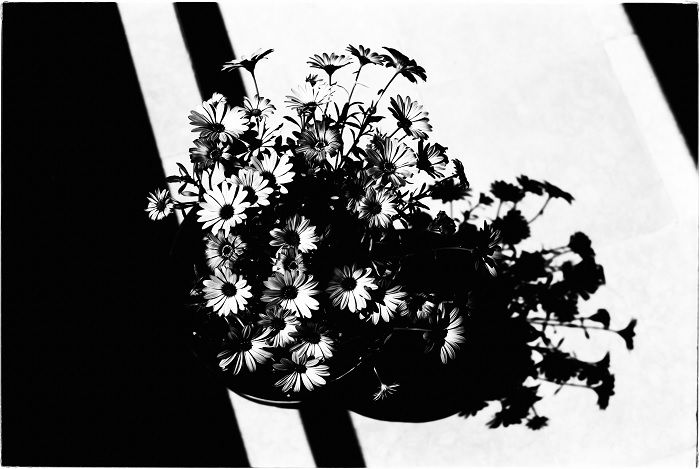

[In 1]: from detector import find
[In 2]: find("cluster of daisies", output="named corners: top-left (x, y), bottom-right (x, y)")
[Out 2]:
top-left (145, 45), bottom-right (472, 397)
top-left (145, 46), bottom-right (628, 424)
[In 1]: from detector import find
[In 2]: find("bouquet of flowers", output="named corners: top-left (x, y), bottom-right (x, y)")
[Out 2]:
top-left (145, 45), bottom-right (636, 428)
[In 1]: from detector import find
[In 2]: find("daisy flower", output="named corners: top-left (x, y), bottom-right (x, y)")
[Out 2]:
top-left (240, 121), bottom-right (281, 161)
top-left (189, 94), bottom-right (249, 143)
top-left (222, 48), bottom-right (274, 74)
top-left (243, 94), bottom-right (275, 121)
top-left (197, 182), bottom-right (250, 235)
top-left (373, 382), bottom-right (400, 401)
top-left (231, 168), bottom-right (273, 207)
top-left (258, 305), bottom-right (300, 348)
top-left (307, 52), bottom-right (351, 81)
top-left (272, 247), bottom-right (306, 275)
top-left (285, 83), bottom-right (333, 113)
top-left (250, 150), bottom-right (295, 193)
top-left (402, 293), bottom-right (437, 321)
top-left (262, 271), bottom-right (320, 318)
top-left (382, 46), bottom-right (427, 83)
top-left (218, 324), bottom-right (272, 374)
top-left (204, 229), bottom-right (247, 270)
top-left (416, 140), bottom-right (448, 178)
top-left (145, 188), bottom-right (173, 221)
top-left (342, 171), bottom-right (373, 211)
top-left (388, 95), bottom-right (432, 140)
top-left (270, 215), bottom-right (319, 253)
top-left (424, 303), bottom-right (466, 364)
top-left (289, 322), bottom-right (335, 361)
top-left (273, 356), bottom-right (330, 393)
top-left (326, 265), bottom-right (377, 313)
top-left (189, 137), bottom-right (233, 174)
top-left (357, 187), bottom-right (398, 229)
top-left (366, 137), bottom-right (417, 187)
top-left (203, 268), bottom-right (252, 316)
top-left (346, 44), bottom-right (386, 67)
top-left (366, 282), bottom-right (407, 324)
top-left (297, 122), bottom-right (341, 164)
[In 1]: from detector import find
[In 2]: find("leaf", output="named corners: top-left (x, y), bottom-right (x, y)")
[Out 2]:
top-left (165, 175), bottom-right (183, 183)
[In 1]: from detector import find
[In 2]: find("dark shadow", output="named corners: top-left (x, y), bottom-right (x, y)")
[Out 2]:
top-left (625, 3), bottom-right (698, 165)
top-left (2, 3), bottom-right (248, 466)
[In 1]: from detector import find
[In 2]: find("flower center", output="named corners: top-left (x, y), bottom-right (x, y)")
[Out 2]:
top-left (251, 108), bottom-right (262, 117)
top-left (288, 261), bottom-right (299, 271)
top-left (340, 277), bottom-right (357, 291)
top-left (156, 199), bottom-right (168, 211)
top-left (283, 230), bottom-right (301, 247)
top-left (270, 317), bottom-right (286, 331)
top-left (306, 331), bottom-right (321, 344)
top-left (239, 339), bottom-right (252, 351)
top-left (221, 244), bottom-right (235, 258)
top-left (212, 123), bottom-right (226, 133)
top-left (295, 363), bottom-right (308, 373)
top-left (211, 148), bottom-right (222, 159)
top-left (381, 161), bottom-right (397, 173)
top-left (280, 285), bottom-right (298, 300)
top-left (219, 204), bottom-right (235, 220)
top-left (398, 117), bottom-right (413, 129)
top-left (365, 200), bottom-right (383, 216)
top-left (314, 140), bottom-right (328, 152)
top-left (221, 282), bottom-right (237, 297)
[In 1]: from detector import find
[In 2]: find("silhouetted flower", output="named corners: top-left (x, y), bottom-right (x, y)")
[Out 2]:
top-left (569, 231), bottom-right (595, 258)
top-left (382, 46), bottom-right (427, 83)
top-left (616, 319), bottom-right (637, 350)
top-left (517, 175), bottom-right (545, 195)
top-left (478, 193), bottom-right (494, 206)
top-left (593, 374), bottom-right (615, 409)
top-left (490, 180), bottom-right (524, 203)
top-left (430, 178), bottom-right (470, 203)
top-left (562, 258), bottom-right (606, 300)
top-left (415, 140), bottom-right (448, 177)
top-left (492, 209), bottom-right (530, 245)
top-left (222, 48), bottom-right (274, 74)
top-left (543, 181), bottom-right (574, 203)
top-left (526, 415), bottom-right (549, 430)
top-left (587, 308), bottom-right (611, 329)
top-left (307, 52), bottom-right (351, 80)
top-left (346, 44), bottom-right (386, 67)
top-left (388, 95), bottom-right (432, 139)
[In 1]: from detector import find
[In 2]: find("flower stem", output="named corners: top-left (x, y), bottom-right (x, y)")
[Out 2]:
top-left (393, 327), bottom-right (431, 332)
top-left (251, 72), bottom-right (260, 97)
top-left (529, 196), bottom-right (551, 223)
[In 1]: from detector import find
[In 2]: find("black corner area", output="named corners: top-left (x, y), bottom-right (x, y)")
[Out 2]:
top-left (624, 3), bottom-right (699, 164)
top-left (1, 3), bottom-right (248, 466)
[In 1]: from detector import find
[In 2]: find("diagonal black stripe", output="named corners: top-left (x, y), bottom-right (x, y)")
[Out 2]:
top-left (300, 404), bottom-right (367, 467)
top-left (2, 3), bottom-right (248, 466)
top-left (173, 3), bottom-right (367, 467)
top-left (174, 2), bottom-right (247, 101)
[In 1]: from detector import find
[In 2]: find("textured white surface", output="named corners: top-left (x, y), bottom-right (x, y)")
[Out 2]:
top-left (125, 2), bottom-right (697, 466)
